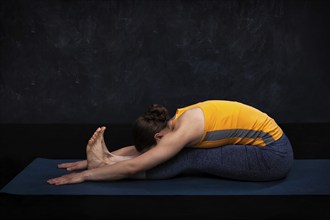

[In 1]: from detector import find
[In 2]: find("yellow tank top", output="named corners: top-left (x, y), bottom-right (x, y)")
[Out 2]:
top-left (174, 100), bottom-right (283, 148)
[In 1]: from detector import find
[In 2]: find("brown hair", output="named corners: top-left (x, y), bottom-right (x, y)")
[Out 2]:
top-left (133, 104), bottom-right (170, 152)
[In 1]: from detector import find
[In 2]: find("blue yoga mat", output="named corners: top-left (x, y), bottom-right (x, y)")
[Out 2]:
top-left (1, 157), bottom-right (329, 195)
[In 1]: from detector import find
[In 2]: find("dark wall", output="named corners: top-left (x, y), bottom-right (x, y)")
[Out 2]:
top-left (1, 0), bottom-right (329, 124)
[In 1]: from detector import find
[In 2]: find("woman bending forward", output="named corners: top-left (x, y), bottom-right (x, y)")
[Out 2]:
top-left (47, 100), bottom-right (294, 185)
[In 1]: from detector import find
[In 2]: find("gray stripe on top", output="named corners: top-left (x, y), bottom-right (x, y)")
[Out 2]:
top-left (203, 129), bottom-right (275, 145)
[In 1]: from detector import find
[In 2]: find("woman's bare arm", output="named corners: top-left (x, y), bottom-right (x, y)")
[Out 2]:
top-left (47, 110), bottom-right (203, 185)
top-left (56, 145), bottom-right (139, 171)
top-left (110, 145), bottom-right (140, 157)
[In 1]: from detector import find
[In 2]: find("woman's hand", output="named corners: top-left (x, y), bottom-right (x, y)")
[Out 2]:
top-left (57, 160), bottom-right (88, 171)
top-left (47, 171), bottom-right (86, 185)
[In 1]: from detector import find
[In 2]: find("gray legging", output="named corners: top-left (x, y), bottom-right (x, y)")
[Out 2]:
top-left (146, 134), bottom-right (294, 181)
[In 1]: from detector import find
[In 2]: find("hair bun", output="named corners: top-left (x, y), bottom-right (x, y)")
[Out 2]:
top-left (144, 104), bottom-right (169, 122)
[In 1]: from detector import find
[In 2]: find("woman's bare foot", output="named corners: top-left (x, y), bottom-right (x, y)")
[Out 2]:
top-left (86, 126), bottom-right (136, 170)
top-left (86, 127), bottom-right (112, 169)
top-left (99, 127), bottom-right (111, 156)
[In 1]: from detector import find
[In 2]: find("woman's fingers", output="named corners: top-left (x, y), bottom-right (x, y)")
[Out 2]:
top-left (57, 160), bottom-right (88, 171)
top-left (47, 172), bottom-right (85, 185)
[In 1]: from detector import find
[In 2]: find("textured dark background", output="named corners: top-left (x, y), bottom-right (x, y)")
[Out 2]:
top-left (1, 1), bottom-right (330, 219)
top-left (1, 0), bottom-right (329, 124)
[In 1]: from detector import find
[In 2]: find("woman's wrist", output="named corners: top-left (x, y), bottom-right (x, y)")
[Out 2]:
top-left (82, 169), bottom-right (93, 181)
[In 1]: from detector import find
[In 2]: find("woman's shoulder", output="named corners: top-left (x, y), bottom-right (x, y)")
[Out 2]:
top-left (171, 108), bottom-right (204, 146)
top-left (174, 108), bottom-right (204, 129)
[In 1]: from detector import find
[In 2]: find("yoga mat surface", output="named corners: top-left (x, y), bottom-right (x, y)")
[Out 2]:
top-left (1, 158), bottom-right (329, 195)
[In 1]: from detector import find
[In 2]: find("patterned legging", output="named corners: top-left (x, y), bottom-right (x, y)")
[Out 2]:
top-left (146, 134), bottom-right (294, 181)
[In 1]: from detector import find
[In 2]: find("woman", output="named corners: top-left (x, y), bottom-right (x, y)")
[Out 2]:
top-left (47, 100), bottom-right (294, 185)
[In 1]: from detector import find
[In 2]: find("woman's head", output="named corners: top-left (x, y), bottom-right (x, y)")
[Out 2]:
top-left (133, 104), bottom-right (170, 152)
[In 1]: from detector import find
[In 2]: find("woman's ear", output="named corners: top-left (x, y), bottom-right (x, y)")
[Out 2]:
top-left (154, 133), bottom-right (163, 143)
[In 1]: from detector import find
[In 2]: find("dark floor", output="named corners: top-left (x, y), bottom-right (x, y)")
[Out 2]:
top-left (1, 194), bottom-right (329, 219)
top-left (1, 123), bottom-right (330, 219)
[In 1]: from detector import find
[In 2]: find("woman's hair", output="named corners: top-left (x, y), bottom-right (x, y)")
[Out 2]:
top-left (133, 104), bottom-right (170, 152)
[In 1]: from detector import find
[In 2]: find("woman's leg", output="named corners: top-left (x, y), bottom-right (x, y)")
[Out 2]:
top-left (146, 134), bottom-right (294, 181)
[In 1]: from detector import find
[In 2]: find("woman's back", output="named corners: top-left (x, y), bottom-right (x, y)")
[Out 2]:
top-left (174, 100), bottom-right (283, 148)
